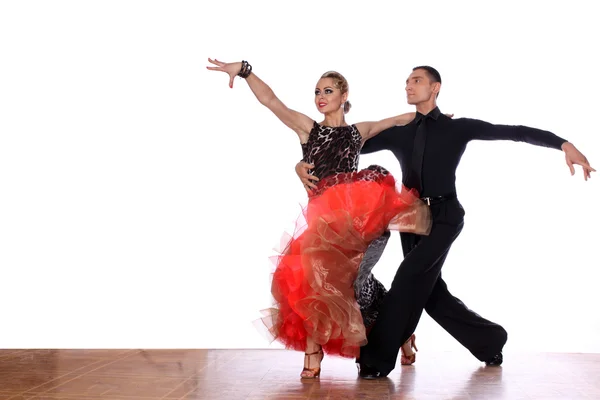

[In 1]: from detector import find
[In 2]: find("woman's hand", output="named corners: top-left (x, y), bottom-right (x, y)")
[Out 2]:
top-left (206, 58), bottom-right (242, 88)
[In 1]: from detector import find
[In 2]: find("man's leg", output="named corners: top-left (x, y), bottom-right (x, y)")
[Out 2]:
top-left (360, 216), bottom-right (464, 375)
top-left (425, 276), bottom-right (507, 362)
top-left (402, 211), bottom-right (507, 362)
top-left (400, 231), bottom-right (419, 256)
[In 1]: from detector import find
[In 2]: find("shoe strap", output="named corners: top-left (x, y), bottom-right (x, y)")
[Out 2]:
top-left (304, 349), bottom-right (322, 356)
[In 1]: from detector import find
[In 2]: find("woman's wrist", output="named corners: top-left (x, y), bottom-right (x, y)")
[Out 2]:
top-left (237, 60), bottom-right (252, 78)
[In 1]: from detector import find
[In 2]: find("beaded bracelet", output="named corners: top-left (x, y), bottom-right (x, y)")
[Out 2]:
top-left (237, 60), bottom-right (252, 78)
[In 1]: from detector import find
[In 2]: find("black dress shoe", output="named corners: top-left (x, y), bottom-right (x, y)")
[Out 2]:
top-left (358, 363), bottom-right (385, 379)
top-left (485, 352), bottom-right (503, 366)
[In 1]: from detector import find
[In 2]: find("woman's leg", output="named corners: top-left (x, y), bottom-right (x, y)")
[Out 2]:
top-left (301, 336), bottom-right (324, 378)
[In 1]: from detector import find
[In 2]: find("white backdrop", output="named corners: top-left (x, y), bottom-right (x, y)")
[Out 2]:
top-left (1, 1), bottom-right (598, 353)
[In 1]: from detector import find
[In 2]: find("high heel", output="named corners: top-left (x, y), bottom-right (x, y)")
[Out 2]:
top-left (300, 348), bottom-right (324, 379)
top-left (400, 334), bottom-right (418, 365)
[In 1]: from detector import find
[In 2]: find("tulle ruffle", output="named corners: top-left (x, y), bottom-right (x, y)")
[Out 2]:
top-left (259, 166), bottom-right (431, 358)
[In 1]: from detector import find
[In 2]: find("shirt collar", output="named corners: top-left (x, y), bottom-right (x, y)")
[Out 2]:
top-left (415, 106), bottom-right (442, 123)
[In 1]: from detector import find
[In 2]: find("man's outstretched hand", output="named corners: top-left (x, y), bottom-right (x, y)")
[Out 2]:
top-left (562, 142), bottom-right (595, 181)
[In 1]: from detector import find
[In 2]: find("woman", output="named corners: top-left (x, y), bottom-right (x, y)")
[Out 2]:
top-left (207, 58), bottom-right (431, 378)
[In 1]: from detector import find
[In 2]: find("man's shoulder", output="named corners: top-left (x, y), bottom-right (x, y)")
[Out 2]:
top-left (444, 116), bottom-right (488, 127)
top-left (444, 116), bottom-right (473, 122)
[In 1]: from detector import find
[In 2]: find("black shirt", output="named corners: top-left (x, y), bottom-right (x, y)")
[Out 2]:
top-left (361, 107), bottom-right (567, 197)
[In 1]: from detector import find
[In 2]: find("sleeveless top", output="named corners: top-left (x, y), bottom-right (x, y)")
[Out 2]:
top-left (301, 121), bottom-right (362, 180)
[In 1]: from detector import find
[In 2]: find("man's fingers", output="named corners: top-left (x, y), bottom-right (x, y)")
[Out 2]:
top-left (574, 160), bottom-right (593, 170)
top-left (302, 179), bottom-right (318, 190)
top-left (571, 159), bottom-right (596, 180)
top-left (304, 183), bottom-right (316, 192)
top-left (567, 159), bottom-right (575, 176)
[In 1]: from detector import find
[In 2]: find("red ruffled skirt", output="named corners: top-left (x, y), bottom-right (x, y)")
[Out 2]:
top-left (259, 166), bottom-right (432, 358)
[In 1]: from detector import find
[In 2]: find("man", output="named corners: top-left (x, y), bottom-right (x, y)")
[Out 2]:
top-left (295, 66), bottom-right (595, 378)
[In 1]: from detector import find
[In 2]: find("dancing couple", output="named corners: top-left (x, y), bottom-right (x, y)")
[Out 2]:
top-left (207, 58), bottom-right (594, 379)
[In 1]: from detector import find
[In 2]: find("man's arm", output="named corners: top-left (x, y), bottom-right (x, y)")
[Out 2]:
top-left (463, 118), bottom-right (567, 149)
top-left (463, 118), bottom-right (595, 180)
top-left (360, 126), bottom-right (398, 154)
top-left (295, 161), bottom-right (318, 192)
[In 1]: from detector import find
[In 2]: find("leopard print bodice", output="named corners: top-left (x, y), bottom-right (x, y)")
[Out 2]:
top-left (300, 121), bottom-right (391, 328)
top-left (301, 122), bottom-right (362, 180)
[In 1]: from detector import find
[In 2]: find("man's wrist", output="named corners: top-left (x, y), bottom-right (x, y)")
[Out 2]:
top-left (561, 141), bottom-right (573, 152)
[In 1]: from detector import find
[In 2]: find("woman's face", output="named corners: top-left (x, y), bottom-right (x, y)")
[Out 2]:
top-left (314, 78), bottom-right (347, 114)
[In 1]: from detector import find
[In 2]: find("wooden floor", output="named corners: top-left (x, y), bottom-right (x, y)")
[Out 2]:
top-left (0, 349), bottom-right (599, 399)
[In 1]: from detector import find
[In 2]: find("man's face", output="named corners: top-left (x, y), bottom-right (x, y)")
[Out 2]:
top-left (405, 69), bottom-right (439, 105)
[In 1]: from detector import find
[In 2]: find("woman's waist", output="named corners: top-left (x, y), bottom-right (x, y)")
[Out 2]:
top-left (310, 165), bottom-right (394, 197)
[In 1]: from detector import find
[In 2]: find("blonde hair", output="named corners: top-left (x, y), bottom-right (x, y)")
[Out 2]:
top-left (320, 71), bottom-right (351, 114)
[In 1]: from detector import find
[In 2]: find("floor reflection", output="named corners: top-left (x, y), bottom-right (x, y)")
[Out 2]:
top-left (0, 350), bottom-right (597, 399)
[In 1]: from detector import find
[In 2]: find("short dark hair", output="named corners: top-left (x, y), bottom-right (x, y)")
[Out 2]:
top-left (413, 66), bottom-right (441, 97)
top-left (412, 66), bottom-right (441, 85)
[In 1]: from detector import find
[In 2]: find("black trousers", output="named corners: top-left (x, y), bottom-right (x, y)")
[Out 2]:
top-left (359, 197), bottom-right (507, 375)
